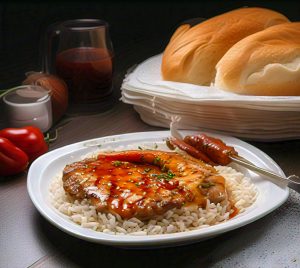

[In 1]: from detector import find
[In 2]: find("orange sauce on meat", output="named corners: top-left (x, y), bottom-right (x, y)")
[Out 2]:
top-left (79, 158), bottom-right (191, 219)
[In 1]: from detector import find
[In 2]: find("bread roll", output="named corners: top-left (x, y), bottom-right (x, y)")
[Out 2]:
top-left (215, 22), bottom-right (300, 96)
top-left (161, 7), bottom-right (289, 86)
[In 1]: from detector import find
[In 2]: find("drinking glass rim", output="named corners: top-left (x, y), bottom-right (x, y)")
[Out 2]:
top-left (61, 19), bottom-right (109, 31)
top-left (3, 85), bottom-right (51, 107)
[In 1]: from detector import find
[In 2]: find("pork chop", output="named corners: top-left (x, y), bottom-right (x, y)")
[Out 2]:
top-left (62, 150), bottom-right (229, 220)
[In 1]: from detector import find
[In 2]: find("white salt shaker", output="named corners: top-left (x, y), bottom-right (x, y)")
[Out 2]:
top-left (3, 85), bottom-right (52, 132)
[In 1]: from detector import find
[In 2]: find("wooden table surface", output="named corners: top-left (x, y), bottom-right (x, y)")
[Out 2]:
top-left (1, 36), bottom-right (300, 268)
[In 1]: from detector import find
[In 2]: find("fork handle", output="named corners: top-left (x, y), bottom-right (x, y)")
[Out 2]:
top-left (230, 156), bottom-right (300, 194)
top-left (230, 156), bottom-right (288, 188)
top-left (287, 175), bottom-right (300, 194)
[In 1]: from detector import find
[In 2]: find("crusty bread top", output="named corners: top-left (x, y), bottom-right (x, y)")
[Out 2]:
top-left (215, 22), bottom-right (300, 96)
top-left (161, 7), bottom-right (290, 86)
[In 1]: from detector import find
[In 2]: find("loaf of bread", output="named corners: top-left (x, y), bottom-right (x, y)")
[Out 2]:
top-left (215, 22), bottom-right (300, 96)
top-left (161, 7), bottom-right (289, 86)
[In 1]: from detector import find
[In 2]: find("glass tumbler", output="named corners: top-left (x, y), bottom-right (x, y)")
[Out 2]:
top-left (44, 19), bottom-right (114, 113)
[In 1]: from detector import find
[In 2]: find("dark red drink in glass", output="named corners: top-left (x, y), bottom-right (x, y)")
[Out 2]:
top-left (56, 47), bottom-right (113, 104)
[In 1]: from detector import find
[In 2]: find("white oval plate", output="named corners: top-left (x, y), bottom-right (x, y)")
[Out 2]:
top-left (27, 131), bottom-right (289, 247)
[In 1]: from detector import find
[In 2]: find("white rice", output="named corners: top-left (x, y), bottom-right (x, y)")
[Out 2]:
top-left (49, 154), bottom-right (258, 235)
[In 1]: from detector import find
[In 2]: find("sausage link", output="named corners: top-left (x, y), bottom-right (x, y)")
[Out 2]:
top-left (184, 134), bottom-right (238, 165)
top-left (167, 137), bottom-right (216, 165)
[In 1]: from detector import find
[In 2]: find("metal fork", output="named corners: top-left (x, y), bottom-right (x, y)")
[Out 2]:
top-left (230, 155), bottom-right (300, 193)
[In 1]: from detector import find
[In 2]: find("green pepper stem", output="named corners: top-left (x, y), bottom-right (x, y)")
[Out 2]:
top-left (0, 86), bottom-right (20, 99)
top-left (44, 129), bottom-right (58, 144)
top-left (49, 129), bottom-right (58, 142)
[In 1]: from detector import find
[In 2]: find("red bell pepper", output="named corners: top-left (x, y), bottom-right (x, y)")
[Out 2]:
top-left (0, 126), bottom-right (48, 162)
top-left (0, 137), bottom-right (29, 176)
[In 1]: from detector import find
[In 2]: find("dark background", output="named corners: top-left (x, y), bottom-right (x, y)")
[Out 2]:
top-left (1, 3), bottom-right (300, 267)
top-left (0, 0), bottom-right (299, 90)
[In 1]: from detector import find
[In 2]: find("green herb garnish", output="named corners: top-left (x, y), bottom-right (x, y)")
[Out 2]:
top-left (151, 171), bottom-right (175, 181)
top-left (153, 156), bottom-right (161, 165)
top-left (112, 161), bottom-right (122, 167)
top-left (167, 171), bottom-right (175, 180)
top-left (200, 182), bottom-right (215, 188)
